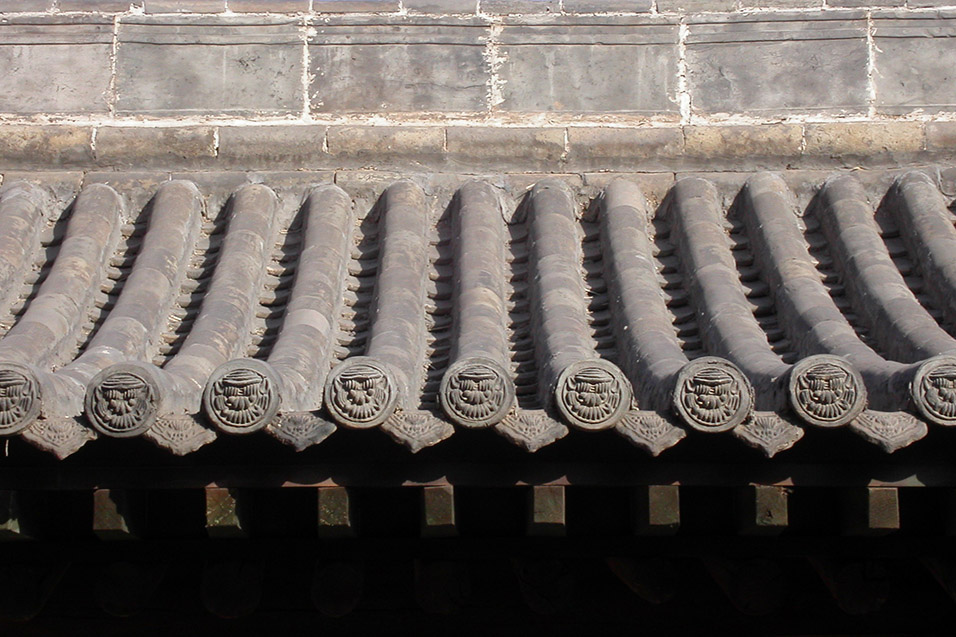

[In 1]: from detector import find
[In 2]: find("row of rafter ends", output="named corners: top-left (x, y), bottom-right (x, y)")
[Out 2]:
top-left (2, 487), bottom-right (954, 620)
top-left (0, 485), bottom-right (921, 540)
top-left (1, 170), bottom-right (956, 459)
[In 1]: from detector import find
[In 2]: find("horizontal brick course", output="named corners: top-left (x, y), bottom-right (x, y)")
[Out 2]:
top-left (566, 127), bottom-right (683, 171)
top-left (326, 126), bottom-right (445, 168)
top-left (115, 16), bottom-right (304, 117)
top-left (217, 125), bottom-right (329, 168)
top-left (0, 126), bottom-right (93, 170)
top-left (94, 127), bottom-right (217, 169)
top-left (446, 127), bottom-right (565, 170)
top-left (803, 122), bottom-right (925, 165)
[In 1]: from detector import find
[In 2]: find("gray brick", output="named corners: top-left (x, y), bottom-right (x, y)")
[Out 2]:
top-left (227, 0), bottom-right (310, 10)
top-left (684, 124), bottom-right (803, 167)
top-left (144, 0), bottom-right (226, 11)
top-left (326, 126), bottom-right (444, 168)
top-left (59, 0), bottom-right (138, 10)
top-left (873, 13), bottom-right (956, 115)
top-left (218, 125), bottom-right (329, 168)
top-left (803, 122), bottom-right (924, 164)
top-left (909, 0), bottom-right (956, 6)
top-left (0, 16), bottom-right (112, 115)
top-left (740, 0), bottom-right (822, 7)
top-left (926, 122), bottom-right (956, 152)
top-left (829, 0), bottom-right (897, 6)
top-left (566, 127), bottom-right (683, 170)
top-left (563, 0), bottom-right (653, 11)
top-left (0, 1), bottom-right (54, 10)
top-left (481, 0), bottom-right (558, 13)
top-left (310, 19), bottom-right (488, 113)
top-left (498, 18), bottom-right (678, 114)
top-left (446, 127), bottom-right (565, 170)
top-left (94, 126), bottom-right (217, 169)
top-left (0, 125), bottom-right (93, 169)
top-left (657, 0), bottom-right (736, 11)
top-left (686, 12), bottom-right (869, 116)
top-left (115, 16), bottom-right (304, 116)
top-left (404, 0), bottom-right (477, 12)
top-left (312, 1), bottom-right (400, 11)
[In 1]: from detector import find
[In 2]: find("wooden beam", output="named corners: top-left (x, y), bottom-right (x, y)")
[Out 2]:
top-left (311, 562), bottom-right (363, 617)
top-left (317, 486), bottom-right (353, 538)
top-left (513, 558), bottom-right (574, 615)
top-left (634, 485), bottom-right (679, 535)
top-left (201, 560), bottom-right (262, 619)
top-left (415, 560), bottom-right (469, 613)
top-left (606, 557), bottom-right (678, 604)
top-left (93, 489), bottom-right (143, 540)
top-left (528, 485), bottom-right (565, 537)
top-left (843, 487), bottom-right (899, 535)
top-left (0, 491), bottom-right (25, 540)
top-left (704, 558), bottom-right (787, 616)
top-left (205, 487), bottom-right (245, 538)
top-left (737, 485), bottom-right (788, 535)
top-left (421, 485), bottom-right (456, 538)
top-left (810, 557), bottom-right (889, 615)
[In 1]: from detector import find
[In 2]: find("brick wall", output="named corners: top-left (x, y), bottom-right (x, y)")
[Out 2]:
top-left (0, 1), bottom-right (954, 172)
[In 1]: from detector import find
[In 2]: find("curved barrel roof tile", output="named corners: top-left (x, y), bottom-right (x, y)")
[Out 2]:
top-left (0, 171), bottom-right (954, 459)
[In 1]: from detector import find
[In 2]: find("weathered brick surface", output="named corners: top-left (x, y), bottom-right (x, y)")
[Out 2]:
top-left (326, 126), bottom-right (444, 167)
top-left (926, 122), bottom-right (956, 151)
top-left (144, 0), bottom-right (226, 12)
top-left (482, 0), bottom-right (559, 13)
top-left (310, 18), bottom-right (487, 113)
top-left (686, 12), bottom-right (869, 116)
top-left (403, 0), bottom-right (476, 12)
top-left (740, 0), bottom-right (822, 7)
top-left (873, 12), bottom-right (956, 115)
top-left (657, 0), bottom-right (736, 11)
top-left (0, 0), bottom-right (54, 10)
top-left (803, 122), bottom-right (925, 164)
top-left (566, 127), bottom-right (683, 170)
top-left (228, 0), bottom-right (310, 11)
top-left (446, 127), bottom-right (565, 170)
top-left (829, 0), bottom-right (897, 5)
top-left (312, 1), bottom-right (401, 11)
top-left (94, 126), bottom-right (217, 168)
top-left (218, 125), bottom-right (329, 168)
top-left (115, 16), bottom-right (304, 116)
top-left (59, 0), bottom-right (134, 10)
top-left (563, 0), bottom-right (653, 10)
top-left (684, 125), bottom-right (803, 167)
top-left (0, 126), bottom-right (93, 169)
top-left (0, 16), bottom-right (112, 115)
top-left (498, 17), bottom-right (679, 115)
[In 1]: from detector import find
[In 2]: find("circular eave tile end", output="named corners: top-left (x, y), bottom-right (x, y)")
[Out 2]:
top-left (203, 358), bottom-right (281, 435)
top-left (439, 357), bottom-right (515, 428)
top-left (554, 359), bottom-right (632, 431)
top-left (673, 356), bottom-right (754, 433)
top-left (85, 362), bottom-right (162, 438)
top-left (324, 356), bottom-right (398, 429)
top-left (788, 354), bottom-right (867, 428)
top-left (0, 362), bottom-right (42, 436)
top-left (911, 355), bottom-right (956, 426)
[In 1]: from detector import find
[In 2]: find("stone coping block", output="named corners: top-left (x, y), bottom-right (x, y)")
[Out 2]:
top-left (497, 15), bottom-right (679, 114)
top-left (309, 17), bottom-right (488, 113)
top-left (115, 15), bottom-right (305, 117)
top-left (872, 10), bottom-right (956, 115)
top-left (0, 122), bottom-right (950, 172)
top-left (686, 11), bottom-right (869, 117)
top-left (0, 16), bottom-right (113, 116)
